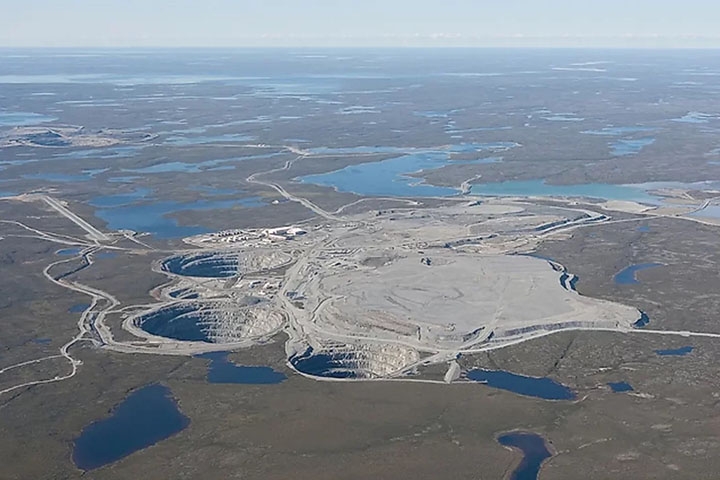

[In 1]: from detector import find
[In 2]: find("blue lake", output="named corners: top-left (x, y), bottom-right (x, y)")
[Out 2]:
top-left (608, 381), bottom-right (634, 393)
top-left (655, 346), bottom-right (693, 356)
top-left (465, 369), bottom-right (576, 400)
top-left (469, 180), bottom-right (661, 204)
top-left (69, 303), bottom-right (90, 313)
top-left (300, 143), bottom-right (515, 197)
top-left (498, 432), bottom-right (552, 480)
top-left (0, 111), bottom-right (57, 126)
top-left (614, 263), bottom-right (663, 285)
top-left (91, 191), bottom-right (264, 239)
top-left (196, 351), bottom-right (287, 384)
top-left (691, 205), bottom-right (720, 220)
top-left (636, 225), bottom-right (651, 232)
top-left (73, 384), bottom-right (189, 471)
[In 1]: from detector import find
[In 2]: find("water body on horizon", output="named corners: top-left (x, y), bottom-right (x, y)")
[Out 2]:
top-left (497, 432), bottom-right (553, 480)
top-left (72, 384), bottom-right (189, 471)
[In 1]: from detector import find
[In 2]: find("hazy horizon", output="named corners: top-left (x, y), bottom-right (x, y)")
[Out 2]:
top-left (3, 0), bottom-right (720, 49)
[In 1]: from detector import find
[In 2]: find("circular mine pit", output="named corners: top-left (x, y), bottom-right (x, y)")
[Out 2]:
top-left (161, 252), bottom-right (240, 278)
top-left (289, 343), bottom-right (420, 379)
top-left (134, 300), bottom-right (284, 344)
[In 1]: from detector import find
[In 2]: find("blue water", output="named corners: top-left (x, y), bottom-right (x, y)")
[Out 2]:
top-left (497, 432), bottom-right (552, 480)
top-left (608, 381), bottom-right (634, 393)
top-left (691, 205), bottom-right (720, 220)
top-left (33, 338), bottom-right (52, 345)
top-left (69, 303), bottom-right (90, 313)
top-left (57, 247), bottom-right (83, 256)
top-left (655, 346), bottom-right (693, 356)
top-left (465, 369), bottom-right (576, 400)
top-left (72, 384), bottom-right (189, 471)
top-left (91, 193), bottom-right (263, 238)
top-left (633, 311), bottom-right (650, 328)
top-left (469, 180), bottom-right (661, 204)
top-left (0, 111), bottom-right (56, 126)
top-left (301, 144), bottom-right (513, 197)
top-left (636, 225), bottom-right (651, 232)
top-left (614, 263), bottom-right (663, 285)
top-left (196, 351), bottom-right (287, 384)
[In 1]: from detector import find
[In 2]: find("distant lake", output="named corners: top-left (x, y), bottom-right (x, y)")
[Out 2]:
top-left (614, 263), bottom-right (663, 285)
top-left (91, 193), bottom-right (264, 239)
top-left (300, 143), bottom-right (514, 197)
top-left (465, 369), bottom-right (576, 400)
top-left (655, 346), bottom-right (693, 356)
top-left (73, 384), bottom-right (189, 470)
top-left (608, 381), bottom-right (634, 393)
top-left (196, 351), bottom-right (287, 384)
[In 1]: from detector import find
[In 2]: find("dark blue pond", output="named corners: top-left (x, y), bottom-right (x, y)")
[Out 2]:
top-left (614, 263), bottom-right (663, 285)
top-left (196, 351), bottom-right (286, 384)
top-left (72, 384), bottom-right (189, 471)
top-left (655, 346), bottom-right (693, 356)
top-left (608, 381), bottom-right (634, 393)
top-left (498, 432), bottom-right (552, 480)
top-left (465, 369), bottom-right (576, 400)
top-left (636, 225), bottom-right (651, 233)
top-left (633, 311), bottom-right (650, 328)
top-left (69, 303), bottom-right (90, 313)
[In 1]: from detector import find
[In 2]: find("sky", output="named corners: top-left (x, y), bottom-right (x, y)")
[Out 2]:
top-left (2, 0), bottom-right (720, 48)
